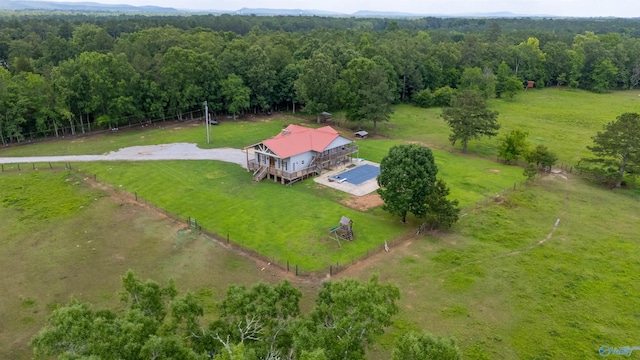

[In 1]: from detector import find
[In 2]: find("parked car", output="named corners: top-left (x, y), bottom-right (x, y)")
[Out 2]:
top-left (207, 118), bottom-right (220, 125)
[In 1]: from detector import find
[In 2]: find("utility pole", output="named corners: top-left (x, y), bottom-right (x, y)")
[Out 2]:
top-left (204, 100), bottom-right (210, 144)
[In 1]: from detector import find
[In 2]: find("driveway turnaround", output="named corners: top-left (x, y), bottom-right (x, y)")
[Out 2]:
top-left (0, 143), bottom-right (247, 168)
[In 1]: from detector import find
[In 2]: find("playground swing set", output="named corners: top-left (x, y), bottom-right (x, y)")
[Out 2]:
top-left (329, 216), bottom-right (354, 248)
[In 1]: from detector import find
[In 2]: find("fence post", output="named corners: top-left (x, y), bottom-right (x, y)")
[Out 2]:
top-left (287, 260), bottom-right (289, 272)
top-left (32, 163), bottom-right (35, 170)
top-left (295, 265), bottom-right (298, 276)
top-left (134, 191), bottom-right (138, 201)
top-left (49, 162), bottom-right (52, 169)
top-left (94, 174), bottom-right (97, 181)
top-left (330, 265), bottom-right (333, 276)
top-left (227, 233), bottom-right (229, 243)
top-left (1, 164), bottom-right (3, 171)
top-left (17, 163), bottom-right (20, 171)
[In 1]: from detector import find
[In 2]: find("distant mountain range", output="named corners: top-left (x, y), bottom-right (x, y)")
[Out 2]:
top-left (0, 0), bottom-right (557, 18)
top-left (0, 0), bottom-right (178, 13)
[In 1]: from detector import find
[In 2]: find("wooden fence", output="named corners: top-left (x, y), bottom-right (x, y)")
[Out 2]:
top-left (0, 160), bottom-right (571, 278)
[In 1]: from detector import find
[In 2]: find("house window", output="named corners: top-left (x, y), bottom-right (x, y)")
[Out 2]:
top-left (301, 160), bottom-right (305, 165)
top-left (283, 161), bottom-right (287, 170)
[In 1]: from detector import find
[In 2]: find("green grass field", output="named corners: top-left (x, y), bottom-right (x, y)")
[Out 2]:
top-left (377, 88), bottom-right (640, 165)
top-left (0, 114), bottom-right (526, 272)
top-left (1, 88), bottom-right (639, 359)
top-left (0, 170), bottom-right (318, 359)
top-left (71, 145), bottom-right (523, 272)
top-left (357, 175), bottom-right (640, 359)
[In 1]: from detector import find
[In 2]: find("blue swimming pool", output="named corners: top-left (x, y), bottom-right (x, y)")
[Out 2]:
top-left (333, 164), bottom-right (380, 185)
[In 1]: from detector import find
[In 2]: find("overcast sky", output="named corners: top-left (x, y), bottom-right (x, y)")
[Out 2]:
top-left (59, 0), bottom-right (639, 17)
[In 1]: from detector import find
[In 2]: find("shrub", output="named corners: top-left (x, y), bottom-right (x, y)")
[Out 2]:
top-left (433, 86), bottom-right (457, 107)
top-left (413, 88), bottom-right (434, 108)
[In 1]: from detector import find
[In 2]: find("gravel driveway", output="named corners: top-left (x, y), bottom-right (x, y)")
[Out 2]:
top-left (0, 143), bottom-right (248, 168)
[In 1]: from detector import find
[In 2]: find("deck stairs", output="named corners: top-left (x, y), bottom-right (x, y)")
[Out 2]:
top-left (253, 166), bottom-right (268, 182)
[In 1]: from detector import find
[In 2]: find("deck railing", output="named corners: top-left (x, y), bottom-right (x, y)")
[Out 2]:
top-left (247, 145), bottom-right (358, 183)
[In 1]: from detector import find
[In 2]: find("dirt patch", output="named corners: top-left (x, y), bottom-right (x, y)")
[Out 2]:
top-left (489, 169), bottom-right (501, 173)
top-left (341, 193), bottom-right (384, 211)
top-left (550, 169), bottom-right (568, 180)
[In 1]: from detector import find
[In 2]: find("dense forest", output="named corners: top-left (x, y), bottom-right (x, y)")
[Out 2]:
top-left (2, 13), bottom-right (640, 143)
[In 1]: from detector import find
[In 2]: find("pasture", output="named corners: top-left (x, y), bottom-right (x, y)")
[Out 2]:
top-left (70, 139), bottom-right (523, 272)
top-left (0, 170), bottom-right (318, 359)
top-left (358, 175), bottom-right (640, 359)
top-left (380, 88), bottom-right (640, 164)
top-left (1, 89), bottom-right (639, 359)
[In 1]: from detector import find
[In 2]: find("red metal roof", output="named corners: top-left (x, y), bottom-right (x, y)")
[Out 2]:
top-left (262, 124), bottom-right (340, 158)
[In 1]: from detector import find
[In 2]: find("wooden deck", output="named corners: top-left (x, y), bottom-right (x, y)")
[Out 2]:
top-left (248, 161), bottom-right (321, 184)
top-left (247, 145), bottom-right (358, 185)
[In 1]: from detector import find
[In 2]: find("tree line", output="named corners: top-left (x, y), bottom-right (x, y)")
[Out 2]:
top-left (32, 271), bottom-right (462, 359)
top-left (3, 13), bottom-right (640, 143)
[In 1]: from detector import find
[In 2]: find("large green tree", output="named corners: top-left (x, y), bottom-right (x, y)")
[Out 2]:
top-left (581, 112), bottom-right (640, 187)
top-left (339, 58), bottom-right (395, 134)
top-left (294, 276), bottom-right (400, 360)
top-left (497, 129), bottom-right (529, 164)
top-left (208, 281), bottom-right (301, 359)
top-left (31, 271), bottom-right (197, 359)
top-left (591, 59), bottom-right (618, 93)
top-left (423, 179), bottom-right (461, 231)
top-left (221, 74), bottom-right (250, 120)
top-left (32, 272), bottom-right (402, 360)
top-left (441, 90), bottom-right (500, 153)
top-left (495, 61), bottom-right (523, 99)
top-left (295, 52), bottom-right (338, 121)
top-left (459, 66), bottom-right (495, 99)
top-left (525, 144), bottom-right (558, 171)
top-left (0, 67), bottom-right (10, 145)
top-left (159, 47), bottom-right (219, 119)
top-left (392, 331), bottom-right (462, 360)
top-left (377, 144), bottom-right (438, 223)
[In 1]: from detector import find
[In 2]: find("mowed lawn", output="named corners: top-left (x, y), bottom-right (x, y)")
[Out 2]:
top-left (74, 160), bottom-right (408, 272)
top-left (0, 113), bottom-right (526, 272)
top-left (73, 146), bottom-right (523, 272)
